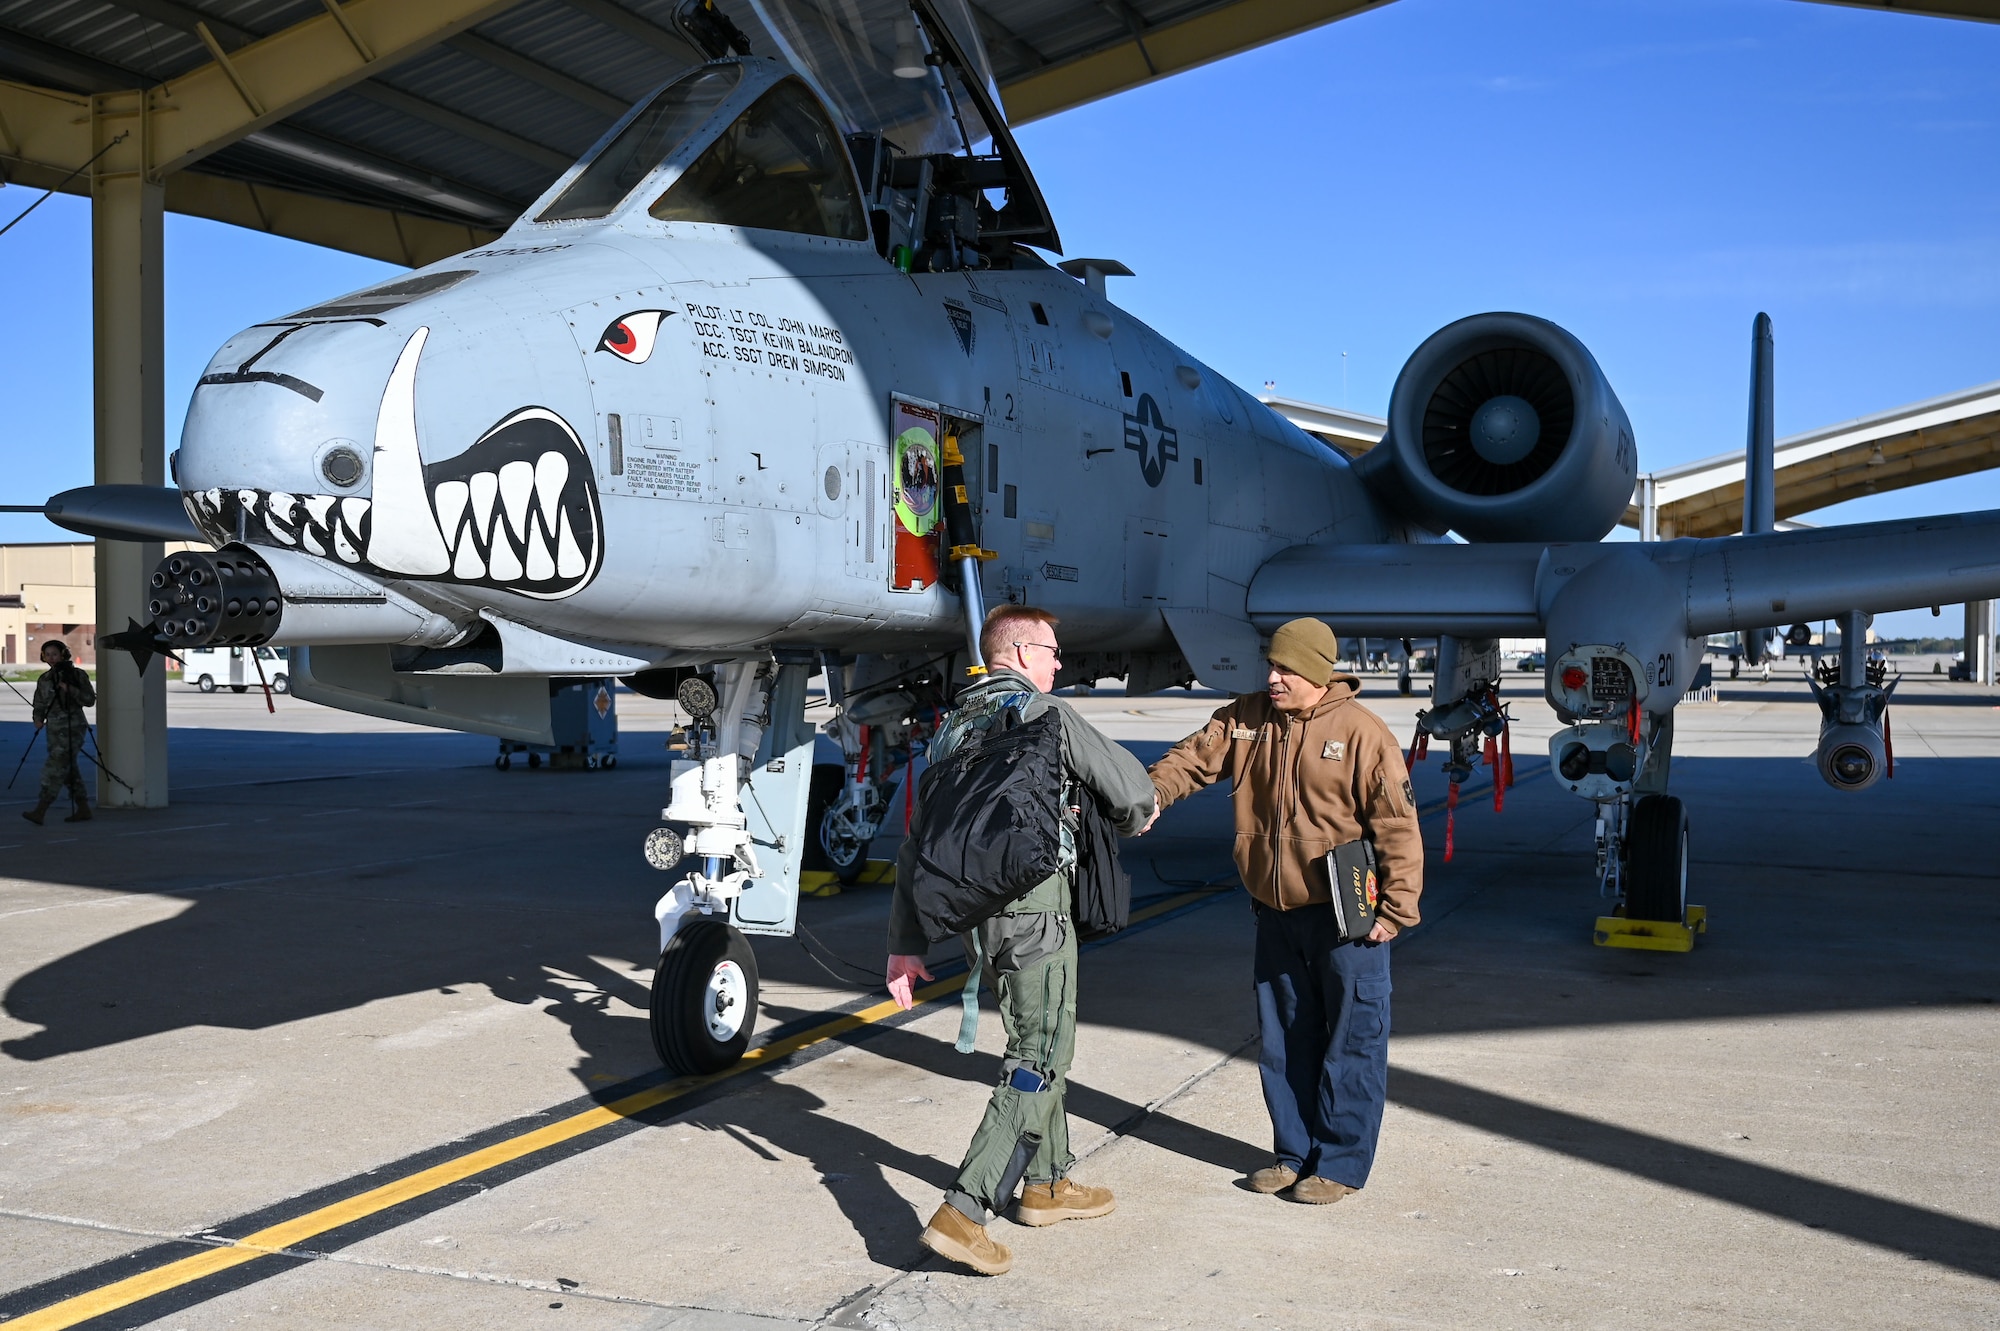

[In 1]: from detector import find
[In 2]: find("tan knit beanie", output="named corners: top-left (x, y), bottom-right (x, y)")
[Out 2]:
top-left (1266, 618), bottom-right (1341, 687)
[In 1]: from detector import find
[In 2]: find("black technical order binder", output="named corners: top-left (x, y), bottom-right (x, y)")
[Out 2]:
top-left (1324, 840), bottom-right (1379, 942)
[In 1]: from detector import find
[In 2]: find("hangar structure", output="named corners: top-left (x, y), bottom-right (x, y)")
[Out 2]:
top-left (0, 0), bottom-right (1996, 809)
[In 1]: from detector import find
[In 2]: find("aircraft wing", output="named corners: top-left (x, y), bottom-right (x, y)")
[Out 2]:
top-left (1247, 507), bottom-right (2000, 638)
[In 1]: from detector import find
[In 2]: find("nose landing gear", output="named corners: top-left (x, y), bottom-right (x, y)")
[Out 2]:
top-left (646, 664), bottom-right (771, 1075)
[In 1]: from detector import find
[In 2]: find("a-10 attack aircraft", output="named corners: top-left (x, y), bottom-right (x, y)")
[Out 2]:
top-left (48, 0), bottom-right (2000, 1074)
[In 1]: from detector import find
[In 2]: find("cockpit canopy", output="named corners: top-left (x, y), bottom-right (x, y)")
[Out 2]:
top-left (648, 78), bottom-right (868, 241)
top-left (526, 0), bottom-right (1057, 266)
top-left (536, 64), bottom-right (743, 224)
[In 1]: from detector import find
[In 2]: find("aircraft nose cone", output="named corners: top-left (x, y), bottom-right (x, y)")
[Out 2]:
top-left (1469, 394), bottom-right (1541, 465)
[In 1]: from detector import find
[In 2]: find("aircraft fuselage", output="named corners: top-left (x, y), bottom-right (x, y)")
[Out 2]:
top-left (175, 227), bottom-right (1399, 667)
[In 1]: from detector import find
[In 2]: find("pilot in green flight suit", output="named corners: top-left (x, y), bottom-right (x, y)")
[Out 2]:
top-left (885, 605), bottom-right (1156, 1276)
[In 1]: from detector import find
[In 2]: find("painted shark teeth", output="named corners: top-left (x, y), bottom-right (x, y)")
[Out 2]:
top-left (417, 405), bottom-right (601, 599)
top-left (177, 328), bottom-right (601, 600)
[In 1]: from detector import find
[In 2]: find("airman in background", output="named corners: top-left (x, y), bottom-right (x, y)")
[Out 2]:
top-left (23, 640), bottom-right (96, 826)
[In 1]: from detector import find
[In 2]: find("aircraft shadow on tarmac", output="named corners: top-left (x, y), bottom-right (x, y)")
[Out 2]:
top-left (4, 721), bottom-right (1999, 1281)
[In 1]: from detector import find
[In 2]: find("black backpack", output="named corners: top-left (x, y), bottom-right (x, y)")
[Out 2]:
top-left (1072, 790), bottom-right (1132, 941)
top-left (905, 707), bottom-right (1066, 945)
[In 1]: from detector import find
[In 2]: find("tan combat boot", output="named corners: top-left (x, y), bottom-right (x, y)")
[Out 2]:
top-left (1246, 1164), bottom-right (1298, 1194)
top-left (1288, 1176), bottom-right (1357, 1205)
top-left (920, 1203), bottom-right (1012, 1276)
top-left (1013, 1177), bottom-right (1116, 1226)
top-left (64, 797), bottom-right (91, 823)
top-left (21, 798), bottom-right (52, 826)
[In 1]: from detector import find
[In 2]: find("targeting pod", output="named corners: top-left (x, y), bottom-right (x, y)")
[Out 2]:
top-left (1811, 677), bottom-right (1893, 792)
top-left (1809, 611), bottom-right (1895, 792)
top-left (1816, 720), bottom-right (1887, 791)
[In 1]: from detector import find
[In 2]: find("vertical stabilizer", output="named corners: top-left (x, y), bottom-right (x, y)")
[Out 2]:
top-left (1741, 312), bottom-right (1776, 664)
top-left (1744, 312), bottom-right (1776, 536)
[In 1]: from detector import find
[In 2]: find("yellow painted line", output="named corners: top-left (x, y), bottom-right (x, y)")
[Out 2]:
top-left (11, 888), bottom-right (1218, 1330)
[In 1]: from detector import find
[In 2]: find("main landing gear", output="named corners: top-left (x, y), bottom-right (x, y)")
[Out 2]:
top-left (1591, 789), bottom-right (1707, 952)
top-left (1623, 793), bottom-right (1688, 923)
top-left (811, 652), bottom-right (946, 885)
top-left (1570, 716), bottom-right (1706, 953)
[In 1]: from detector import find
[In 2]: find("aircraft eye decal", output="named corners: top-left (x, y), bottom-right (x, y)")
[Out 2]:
top-left (597, 309), bottom-right (671, 364)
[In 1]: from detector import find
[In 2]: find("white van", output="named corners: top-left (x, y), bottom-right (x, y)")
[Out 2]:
top-left (182, 645), bottom-right (289, 694)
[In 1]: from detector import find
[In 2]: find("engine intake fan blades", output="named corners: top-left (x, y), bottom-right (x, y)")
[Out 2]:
top-left (1421, 345), bottom-right (1575, 497)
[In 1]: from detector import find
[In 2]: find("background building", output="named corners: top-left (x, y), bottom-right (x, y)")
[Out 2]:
top-left (1, 542), bottom-right (201, 669)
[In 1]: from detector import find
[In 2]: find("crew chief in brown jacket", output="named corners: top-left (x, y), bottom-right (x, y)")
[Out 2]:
top-left (1149, 618), bottom-right (1422, 1204)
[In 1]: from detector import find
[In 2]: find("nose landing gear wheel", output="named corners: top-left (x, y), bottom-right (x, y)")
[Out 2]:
top-left (1624, 794), bottom-right (1688, 922)
top-left (651, 919), bottom-right (759, 1074)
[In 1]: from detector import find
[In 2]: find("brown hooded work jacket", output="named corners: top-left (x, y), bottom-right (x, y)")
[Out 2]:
top-left (1148, 675), bottom-right (1424, 935)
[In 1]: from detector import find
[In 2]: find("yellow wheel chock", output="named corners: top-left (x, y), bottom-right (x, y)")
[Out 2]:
top-left (1594, 904), bottom-right (1707, 953)
top-left (799, 858), bottom-right (896, 898)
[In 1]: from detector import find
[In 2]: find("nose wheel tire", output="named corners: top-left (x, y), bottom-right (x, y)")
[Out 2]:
top-left (1624, 794), bottom-right (1688, 922)
top-left (651, 920), bottom-right (759, 1074)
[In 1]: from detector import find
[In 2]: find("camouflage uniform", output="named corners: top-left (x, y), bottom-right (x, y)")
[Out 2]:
top-left (31, 663), bottom-right (95, 806)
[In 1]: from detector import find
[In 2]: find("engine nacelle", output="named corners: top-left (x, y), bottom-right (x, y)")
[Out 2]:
top-left (1355, 312), bottom-right (1637, 542)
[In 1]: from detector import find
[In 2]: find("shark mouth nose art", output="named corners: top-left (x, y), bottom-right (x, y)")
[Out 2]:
top-left (186, 327), bottom-right (603, 600)
top-left (422, 408), bottom-right (597, 590)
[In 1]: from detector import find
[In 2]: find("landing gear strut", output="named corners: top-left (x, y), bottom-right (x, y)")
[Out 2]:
top-left (812, 652), bottom-right (947, 884)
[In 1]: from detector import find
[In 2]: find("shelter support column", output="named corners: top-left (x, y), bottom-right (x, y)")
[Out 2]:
top-left (91, 95), bottom-right (169, 808)
top-left (1965, 600), bottom-right (1995, 687)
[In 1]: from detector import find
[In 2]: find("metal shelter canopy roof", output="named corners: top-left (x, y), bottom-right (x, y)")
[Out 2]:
top-left (0, 0), bottom-right (1993, 268)
top-left (1262, 394), bottom-right (1386, 459)
top-left (0, 0), bottom-right (1390, 266)
top-left (1623, 377), bottom-right (2000, 539)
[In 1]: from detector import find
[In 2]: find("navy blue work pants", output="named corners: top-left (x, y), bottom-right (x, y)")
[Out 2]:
top-left (1252, 900), bottom-right (1392, 1188)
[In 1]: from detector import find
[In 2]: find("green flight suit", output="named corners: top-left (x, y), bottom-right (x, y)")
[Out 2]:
top-left (890, 668), bottom-right (1154, 1220)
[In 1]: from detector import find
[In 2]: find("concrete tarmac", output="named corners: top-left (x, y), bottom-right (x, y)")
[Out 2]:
top-left (1, 671), bottom-right (1996, 1329)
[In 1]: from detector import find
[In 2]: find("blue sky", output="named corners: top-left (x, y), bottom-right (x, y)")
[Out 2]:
top-left (3, 0), bottom-right (1996, 634)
